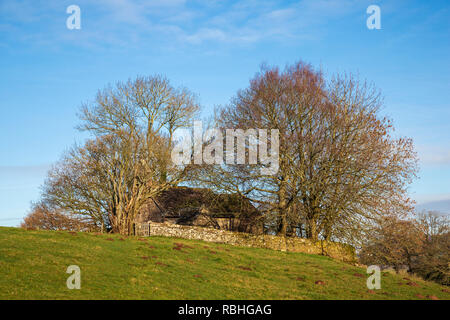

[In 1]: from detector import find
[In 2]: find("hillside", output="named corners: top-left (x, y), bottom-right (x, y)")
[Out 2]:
top-left (0, 227), bottom-right (448, 300)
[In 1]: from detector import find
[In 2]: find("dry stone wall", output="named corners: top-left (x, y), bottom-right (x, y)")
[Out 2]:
top-left (137, 222), bottom-right (356, 263)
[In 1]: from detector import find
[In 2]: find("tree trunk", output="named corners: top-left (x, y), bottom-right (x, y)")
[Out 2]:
top-left (277, 183), bottom-right (288, 237)
top-left (307, 214), bottom-right (318, 242)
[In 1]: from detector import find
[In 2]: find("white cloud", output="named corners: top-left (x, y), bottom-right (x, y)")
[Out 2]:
top-left (0, 164), bottom-right (51, 178)
top-left (0, 0), bottom-right (372, 49)
top-left (414, 193), bottom-right (450, 205)
top-left (417, 145), bottom-right (450, 165)
top-left (415, 198), bottom-right (450, 215)
top-left (184, 28), bottom-right (227, 44)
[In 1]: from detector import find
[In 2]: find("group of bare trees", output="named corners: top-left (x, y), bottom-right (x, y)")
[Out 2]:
top-left (26, 75), bottom-right (199, 234)
top-left (360, 211), bottom-right (449, 285)
top-left (191, 62), bottom-right (417, 246)
top-left (21, 201), bottom-right (96, 232)
top-left (25, 61), bottom-right (418, 243)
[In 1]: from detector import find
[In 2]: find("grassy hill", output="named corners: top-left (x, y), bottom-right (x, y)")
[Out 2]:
top-left (0, 227), bottom-right (448, 300)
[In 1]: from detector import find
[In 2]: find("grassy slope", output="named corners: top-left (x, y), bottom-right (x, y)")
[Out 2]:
top-left (0, 227), bottom-right (448, 300)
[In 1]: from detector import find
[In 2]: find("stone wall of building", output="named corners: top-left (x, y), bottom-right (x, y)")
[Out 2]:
top-left (136, 222), bottom-right (356, 263)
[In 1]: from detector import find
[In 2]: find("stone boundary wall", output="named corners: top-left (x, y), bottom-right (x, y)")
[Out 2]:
top-left (136, 222), bottom-right (356, 263)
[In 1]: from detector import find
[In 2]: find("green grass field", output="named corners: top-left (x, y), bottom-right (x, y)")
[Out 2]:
top-left (0, 227), bottom-right (448, 300)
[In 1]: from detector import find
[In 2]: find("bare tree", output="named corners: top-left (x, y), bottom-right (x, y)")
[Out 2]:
top-left (415, 211), bottom-right (449, 285)
top-left (21, 201), bottom-right (97, 232)
top-left (360, 211), bottom-right (449, 285)
top-left (359, 215), bottom-right (424, 272)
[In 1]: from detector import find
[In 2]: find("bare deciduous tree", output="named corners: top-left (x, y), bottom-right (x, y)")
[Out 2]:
top-left (359, 215), bottom-right (424, 272)
top-left (415, 211), bottom-right (449, 285)
top-left (21, 201), bottom-right (97, 232)
top-left (360, 211), bottom-right (449, 285)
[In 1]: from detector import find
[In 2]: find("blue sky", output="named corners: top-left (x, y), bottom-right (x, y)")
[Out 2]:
top-left (1, 0), bottom-right (449, 226)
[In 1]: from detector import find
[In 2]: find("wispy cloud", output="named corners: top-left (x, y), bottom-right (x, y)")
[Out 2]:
top-left (0, 0), bottom-right (370, 50)
top-left (95, 0), bottom-right (186, 25)
top-left (414, 192), bottom-right (450, 204)
top-left (0, 165), bottom-right (50, 192)
top-left (417, 145), bottom-right (450, 166)
top-left (415, 197), bottom-right (450, 215)
top-left (0, 164), bottom-right (50, 175)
